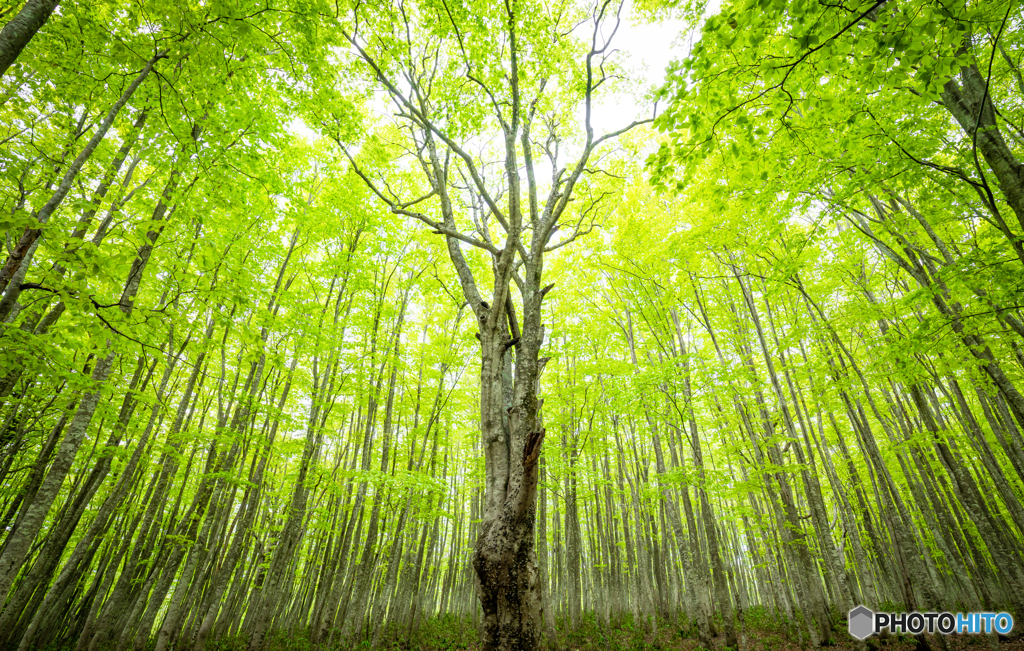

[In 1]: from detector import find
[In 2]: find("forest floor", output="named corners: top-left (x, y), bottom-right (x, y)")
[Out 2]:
top-left (231, 613), bottom-right (1024, 651)
top-left (564, 626), bottom-right (1024, 651)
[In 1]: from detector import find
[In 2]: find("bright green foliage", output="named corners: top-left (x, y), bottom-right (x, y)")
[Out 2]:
top-left (1, 1), bottom-right (1023, 650)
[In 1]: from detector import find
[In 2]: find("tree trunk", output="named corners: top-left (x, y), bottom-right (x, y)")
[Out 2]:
top-left (471, 321), bottom-right (546, 651)
top-left (0, 0), bottom-right (60, 79)
top-left (0, 50), bottom-right (163, 298)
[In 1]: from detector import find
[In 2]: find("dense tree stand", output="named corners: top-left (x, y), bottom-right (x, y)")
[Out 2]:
top-left (1, 1), bottom-right (1024, 650)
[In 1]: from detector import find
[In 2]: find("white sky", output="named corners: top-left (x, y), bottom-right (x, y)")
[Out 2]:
top-left (618, 7), bottom-right (690, 88)
top-left (587, 0), bottom-right (724, 134)
top-left (585, 6), bottom-right (686, 138)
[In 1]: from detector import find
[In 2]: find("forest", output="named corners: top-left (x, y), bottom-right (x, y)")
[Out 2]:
top-left (0, 0), bottom-right (1022, 650)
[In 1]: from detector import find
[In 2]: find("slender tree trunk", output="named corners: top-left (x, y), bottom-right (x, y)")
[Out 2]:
top-left (0, 50), bottom-right (163, 298)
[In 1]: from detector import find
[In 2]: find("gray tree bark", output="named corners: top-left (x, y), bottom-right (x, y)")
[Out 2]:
top-left (0, 0), bottom-right (60, 79)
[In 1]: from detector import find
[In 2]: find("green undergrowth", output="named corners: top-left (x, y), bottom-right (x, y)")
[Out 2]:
top-left (201, 609), bottom-right (1022, 651)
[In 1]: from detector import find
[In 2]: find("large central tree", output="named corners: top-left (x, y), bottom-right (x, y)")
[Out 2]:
top-left (322, 0), bottom-right (648, 647)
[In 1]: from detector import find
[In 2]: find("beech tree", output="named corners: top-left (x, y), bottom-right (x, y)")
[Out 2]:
top-left (323, 0), bottom-right (650, 647)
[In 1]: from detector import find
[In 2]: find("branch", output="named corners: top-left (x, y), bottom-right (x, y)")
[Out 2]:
top-left (341, 28), bottom-right (510, 228)
top-left (337, 141), bottom-right (500, 255)
top-left (440, 0), bottom-right (508, 130)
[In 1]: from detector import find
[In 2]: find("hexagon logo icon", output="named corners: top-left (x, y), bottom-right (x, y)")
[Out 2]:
top-left (849, 605), bottom-right (874, 640)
